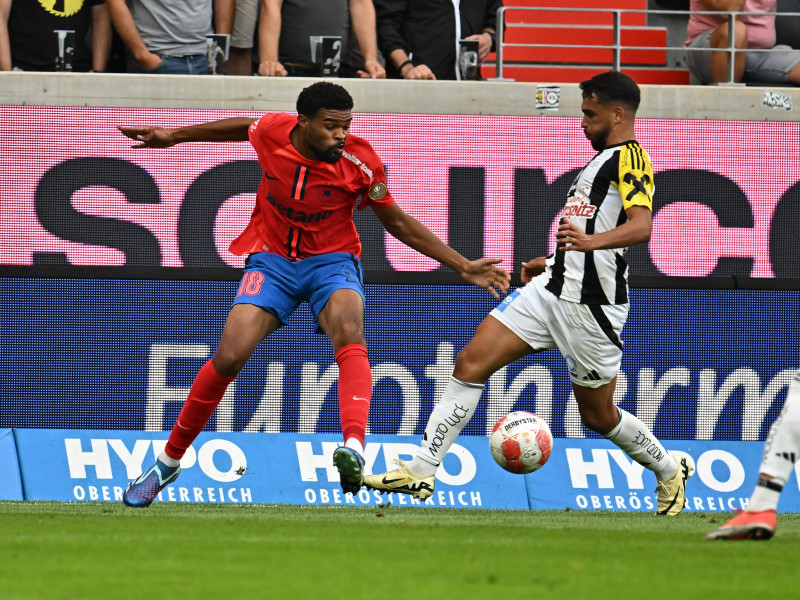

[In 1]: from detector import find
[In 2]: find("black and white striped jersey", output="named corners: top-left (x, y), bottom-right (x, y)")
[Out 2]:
top-left (540, 140), bottom-right (654, 305)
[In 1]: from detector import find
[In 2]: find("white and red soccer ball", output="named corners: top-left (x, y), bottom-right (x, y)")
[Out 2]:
top-left (490, 411), bottom-right (553, 474)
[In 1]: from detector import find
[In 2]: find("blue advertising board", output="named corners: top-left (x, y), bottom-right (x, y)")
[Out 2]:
top-left (13, 430), bottom-right (529, 509)
top-left (0, 429), bottom-right (23, 500)
top-left (525, 439), bottom-right (791, 514)
top-left (11, 429), bottom-right (800, 513)
top-left (1, 279), bottom-right (798, 443)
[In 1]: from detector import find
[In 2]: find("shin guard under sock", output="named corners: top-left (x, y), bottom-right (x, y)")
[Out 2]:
top-left (335, 344), bottom-right (372, 447)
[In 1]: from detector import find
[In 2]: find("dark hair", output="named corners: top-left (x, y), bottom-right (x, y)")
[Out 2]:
top-left (579, 70), bottom-right (640, 112)
top-left (296, 81), bottom-right (354, 117)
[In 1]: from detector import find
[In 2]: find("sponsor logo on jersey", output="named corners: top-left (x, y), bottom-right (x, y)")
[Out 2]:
top-left (266, 191), bottom-right (333, 223)
top-left (562, 185), bottom-right (597, 219)
top-left (341, 150), bottom-right (374, 178)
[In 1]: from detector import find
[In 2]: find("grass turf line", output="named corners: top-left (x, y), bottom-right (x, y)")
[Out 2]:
top-left (1, 501), bottom-right (798, 600)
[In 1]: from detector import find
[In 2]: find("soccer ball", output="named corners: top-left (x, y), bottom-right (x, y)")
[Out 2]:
top-left (489, 411), bottom-right (553, 474)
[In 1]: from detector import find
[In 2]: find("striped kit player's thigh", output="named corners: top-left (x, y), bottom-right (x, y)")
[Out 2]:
top-left (491, 278), bottom-right (628, 388)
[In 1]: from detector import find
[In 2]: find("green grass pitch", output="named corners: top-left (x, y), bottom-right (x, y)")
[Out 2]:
top-left (2, 501), bottom-right (798, 599)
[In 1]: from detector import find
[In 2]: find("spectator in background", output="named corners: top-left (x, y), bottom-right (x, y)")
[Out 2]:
top-left (0, 0), bottom-right (111, 72)
top-left (106, 0), bottom-right (233, 74)
top-left (684, 0), bottom-right (800, 85)
top-left (226, 0), bottom-right (259, 75)
top-left (258, 0), bottom-right (385, 78)
top-left (340, 4), bottom-right (386, 78)
top-left (374, 0), bottom-right (501, 80)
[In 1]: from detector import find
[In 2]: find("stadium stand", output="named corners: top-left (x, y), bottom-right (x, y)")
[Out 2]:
top-left (482, 0), bottom-right (692, 84)
top-left (775, 0), bottom-right (800, 43)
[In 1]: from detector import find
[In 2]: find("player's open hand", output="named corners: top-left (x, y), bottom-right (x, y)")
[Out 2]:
top-left (117, 126), bottom-right (176, 148)
top-left (556, 218), bottom-right (595, 252)
top-left (459, 258), bottom-right (510, 299)
top-left (520, 256), bottom-right (546, 284)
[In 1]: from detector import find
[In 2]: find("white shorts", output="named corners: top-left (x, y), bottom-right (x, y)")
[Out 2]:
top-left (490, 278), bottom-right (628, 389)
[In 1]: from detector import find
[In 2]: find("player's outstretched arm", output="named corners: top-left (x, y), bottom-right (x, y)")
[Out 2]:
top-left (373, 202), bottom-right (510, 298)
top-left (117, 117), bottom-right (257, 148)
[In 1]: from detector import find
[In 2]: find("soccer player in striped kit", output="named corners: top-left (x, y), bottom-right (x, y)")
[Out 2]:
top-left (118, 81), bottom-right (510, 507)
top-left (365, 70), bottom-right (694, 515)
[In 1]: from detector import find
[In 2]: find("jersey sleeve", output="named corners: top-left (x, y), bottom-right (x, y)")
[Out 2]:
top-left (351, 137), bottom-right (395, 210)
top-left (362, 160), bottom-right (394, 210)
top-left (617, 143), bottom-right (655, 211)
top-left (247, 112), bottom-right (283, 156)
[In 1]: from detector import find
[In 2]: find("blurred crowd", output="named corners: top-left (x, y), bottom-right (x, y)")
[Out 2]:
top-left (0, 0), bottom-right (501, 80)
top-left (5, 1), bottom-right (796, 86)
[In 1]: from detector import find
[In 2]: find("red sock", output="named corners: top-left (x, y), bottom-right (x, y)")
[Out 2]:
top-left (165, 360), bottom-right (234, 460)
top-left (335, 344), bottom-right (372, 447)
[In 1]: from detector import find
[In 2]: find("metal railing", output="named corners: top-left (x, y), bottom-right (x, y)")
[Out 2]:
top-left (493, 6), bottom-right (800, 85)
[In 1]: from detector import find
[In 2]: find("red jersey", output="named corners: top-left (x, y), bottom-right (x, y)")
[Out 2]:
top-left (229, 112), bottom-right (395, 260)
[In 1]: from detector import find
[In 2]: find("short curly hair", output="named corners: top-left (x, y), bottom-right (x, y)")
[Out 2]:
top-left (296, 81), bottom-right (354, 117)
top-left (580, 70), bottom-right (640, 112)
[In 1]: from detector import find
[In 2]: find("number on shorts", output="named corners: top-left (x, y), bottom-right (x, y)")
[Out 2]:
top-left (237, 271), bottom-right (265, 296)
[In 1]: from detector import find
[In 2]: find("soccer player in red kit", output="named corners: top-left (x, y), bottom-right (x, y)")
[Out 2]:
top-left (118, 81), bottom-right (510, 507)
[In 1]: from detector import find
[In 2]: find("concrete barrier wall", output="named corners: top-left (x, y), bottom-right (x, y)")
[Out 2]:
top-left (1, 72), bottom-right (798, 120)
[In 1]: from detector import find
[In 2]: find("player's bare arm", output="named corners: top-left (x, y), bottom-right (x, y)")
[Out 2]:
top-left (557, 205), bottom-right (652, 252)
top-left (373, 202), bottom-right (510, 298)
top-left (117, 117), bottom-right (257, 148)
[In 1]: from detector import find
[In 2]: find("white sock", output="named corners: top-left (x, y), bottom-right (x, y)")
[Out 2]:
top-left (344, 437), bottom-right (364, 456)
top-left (158, 451), bottom-right (180, 468)
top-left (749, 369), bottom-right (800, 511)
top-left (604, 408), bottom-right (677, 480)
top-left (410, 376), bottom-right (484, 477)
top-left (747, 479), bottom-right (783, 512)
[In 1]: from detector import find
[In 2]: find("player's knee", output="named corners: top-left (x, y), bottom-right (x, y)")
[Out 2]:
top-left (337, 322), bottom-right (365, 344)
top-left (452, 347), bottom-right (490, 383)
top-left (578, 406), bottom-right (617, 436)
top-left (330, 333), bottom-right (366, 352)
top-left (211, 352), bottom-right (246, 378)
